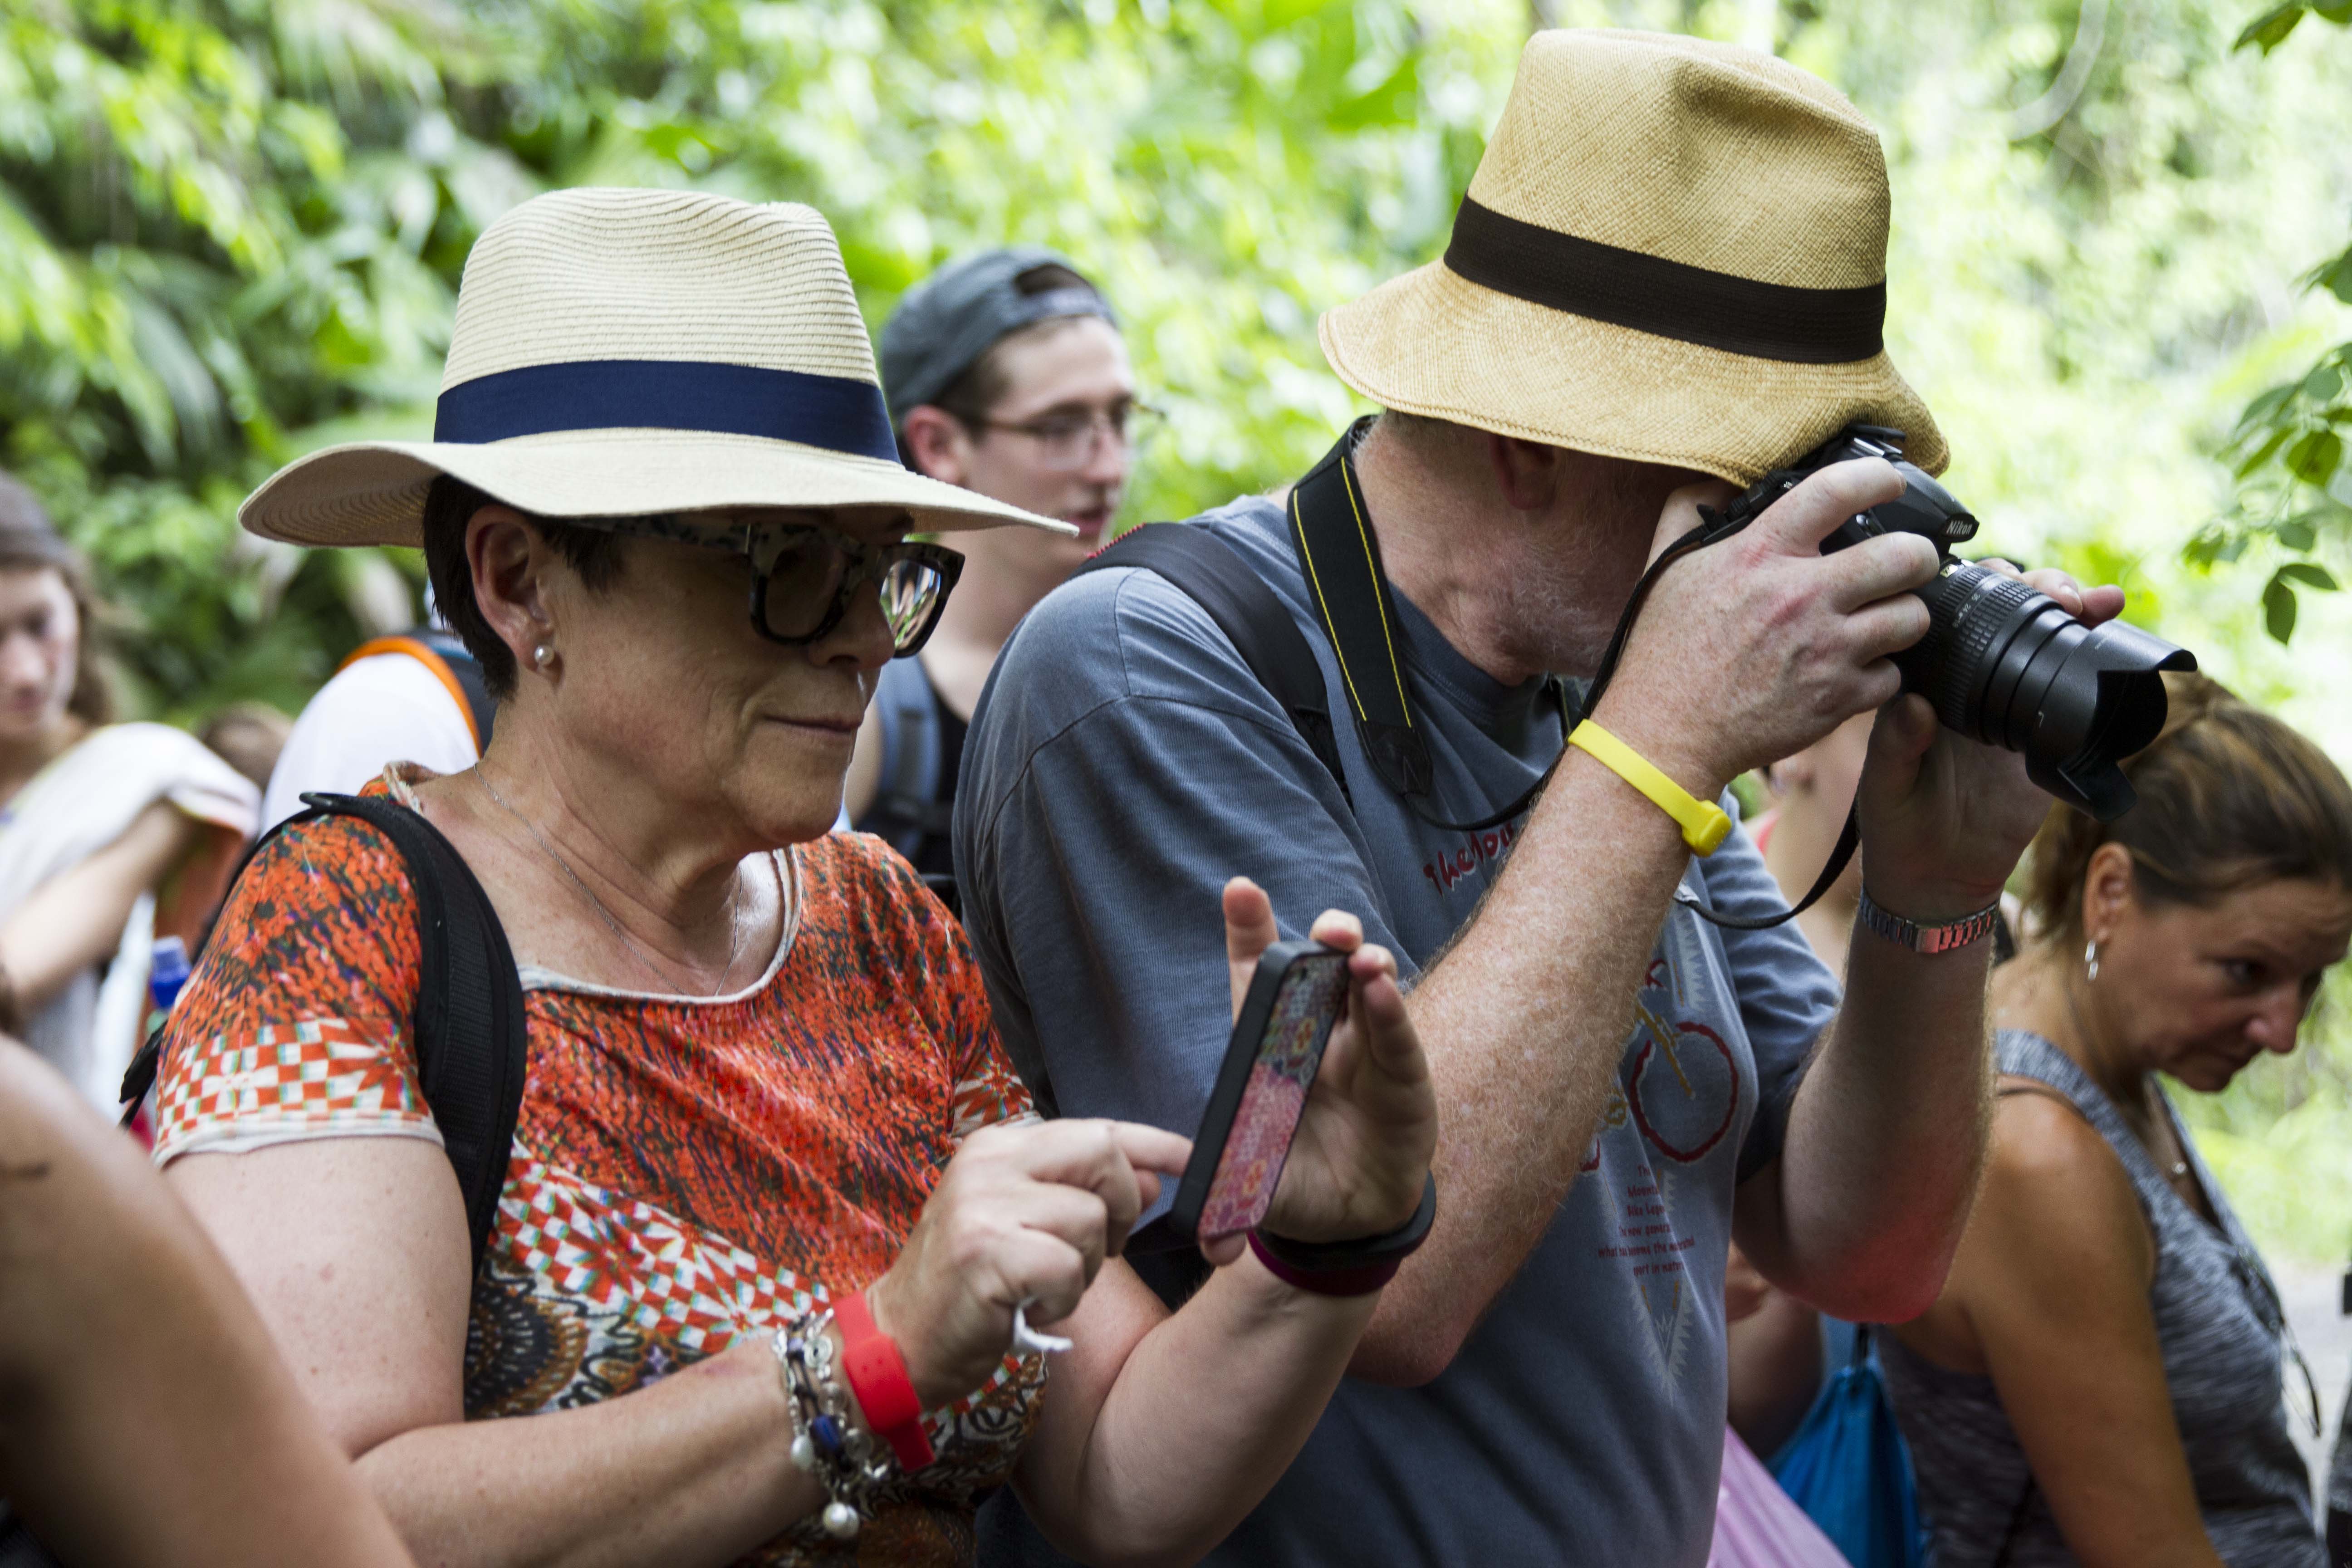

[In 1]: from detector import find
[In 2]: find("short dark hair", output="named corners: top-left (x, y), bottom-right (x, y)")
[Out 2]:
top-left (924, 264), bottom-right (1102, 435)
top-left (420, 476), bottom-right (623, 701)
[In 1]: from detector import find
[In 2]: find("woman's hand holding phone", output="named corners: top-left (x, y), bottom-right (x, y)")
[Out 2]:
top-left (1208, 877), bottom-right (1437, 1268)
top-left (871, 1117), bottom-right (1192, 1408)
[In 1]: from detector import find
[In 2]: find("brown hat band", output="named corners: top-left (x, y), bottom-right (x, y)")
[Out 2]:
top-left (1441, 196), bottom-right (1886, 365)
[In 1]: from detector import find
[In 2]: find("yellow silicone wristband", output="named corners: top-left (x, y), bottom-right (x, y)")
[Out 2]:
top-left (1567, 720), bottom-right (1733, 856)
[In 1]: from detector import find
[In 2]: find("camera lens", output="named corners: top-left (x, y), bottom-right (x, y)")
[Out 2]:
top-left (1900, 563), bottom-right (2195, 822)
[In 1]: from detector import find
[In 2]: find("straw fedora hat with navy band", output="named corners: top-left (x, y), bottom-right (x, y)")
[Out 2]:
top-left (239, 187), bottom-right (1070, 548)
top-left (1320, 28), bottom-right (1946, 484)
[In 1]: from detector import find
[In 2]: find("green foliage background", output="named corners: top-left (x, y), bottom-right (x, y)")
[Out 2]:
top-left (5, 0), bottom-right (2352, 1255)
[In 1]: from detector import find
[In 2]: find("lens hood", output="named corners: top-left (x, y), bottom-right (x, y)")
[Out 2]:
top-left (2013, 617), bottom-right (2196, 822)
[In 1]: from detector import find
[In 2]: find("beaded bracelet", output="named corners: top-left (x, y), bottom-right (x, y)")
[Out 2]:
top-left (771, 1312), bottom-right (893, 1540)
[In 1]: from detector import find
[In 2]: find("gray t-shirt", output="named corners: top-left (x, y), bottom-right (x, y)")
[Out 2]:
top-left (956, 495), bottom-right (1840, 1566)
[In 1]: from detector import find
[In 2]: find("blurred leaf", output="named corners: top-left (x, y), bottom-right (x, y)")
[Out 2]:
top-left (2287, 428), bottom-right (2345, 485)
top-left (2237, 381), bottom-right (2299, 434)
top-left (2235, 424), bottom-right (2294, 477)
top-left (2234, 3), bottom-right (2307, 51)
top-left (2317, 247), bottom-right (2352, 304)
top-left (2279, 561), bottom-right (2341, 590)
top-left (2264, 571), bottom-right (2300, 641)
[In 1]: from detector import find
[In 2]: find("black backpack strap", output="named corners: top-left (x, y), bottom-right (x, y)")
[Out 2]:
top-left (860, 655), bottom-right (950, 855)
top-left (1072, 522), bottom-right (1352, 806)
top-left (120, 791), bottom-right (527, 1276)
top-left (314, 793), bottom-right (526, 1272)
top-left (0, 1504), bottom-right (57, 1568)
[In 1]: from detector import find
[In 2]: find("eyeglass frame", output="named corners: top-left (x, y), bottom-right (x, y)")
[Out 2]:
top-left (957, 398), bottom-right (1163, 473)
top-left (593, 511), bottom-right (965, 657)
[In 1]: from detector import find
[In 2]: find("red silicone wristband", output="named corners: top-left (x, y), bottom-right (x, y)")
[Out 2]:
top-left (832, 1292), bottom-right (935, 1472)
top-left (1247, 1231), bottom-right (1402, 1297)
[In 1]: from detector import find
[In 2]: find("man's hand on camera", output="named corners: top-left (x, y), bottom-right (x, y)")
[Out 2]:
top-left (1593, 458), bottom-right (1940, 799)
top-left (1854, 563), bottom-right (2127, 920)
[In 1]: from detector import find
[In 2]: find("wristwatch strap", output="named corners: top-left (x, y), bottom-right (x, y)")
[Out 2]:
top-left (1254, 1172), bottom-right (1437, 1296)
top-left (832, 1291), bottom-right (935, 1473)
top-left (1856, 887), bottom-right (2002, 955)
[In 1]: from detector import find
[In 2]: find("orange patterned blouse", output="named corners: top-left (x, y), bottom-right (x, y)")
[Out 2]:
top-left (153, 781), bottom-right (1046, 1566)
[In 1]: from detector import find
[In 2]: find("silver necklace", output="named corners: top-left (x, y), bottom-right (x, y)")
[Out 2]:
top-left (473, 766), bottom-right (747, 998)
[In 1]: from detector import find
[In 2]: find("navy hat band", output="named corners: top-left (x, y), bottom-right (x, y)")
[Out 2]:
top-left (433, 359), bottom-right (900, 463)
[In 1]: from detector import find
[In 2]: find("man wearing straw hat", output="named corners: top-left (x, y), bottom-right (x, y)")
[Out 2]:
top-left (962, 30), bottom-right (2124, 1565)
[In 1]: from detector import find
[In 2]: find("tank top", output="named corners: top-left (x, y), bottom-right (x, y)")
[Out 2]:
top-left (1878, 1031), bottom-right (2321, 1566)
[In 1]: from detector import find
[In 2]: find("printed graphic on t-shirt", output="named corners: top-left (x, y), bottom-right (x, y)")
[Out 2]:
top-left (1626, 1160), bottom-right (1700, 1383)
top-left (1417, 817), bottom-right (1525, 898)
top-left (1582, 938), bottom-right (1746, 1383)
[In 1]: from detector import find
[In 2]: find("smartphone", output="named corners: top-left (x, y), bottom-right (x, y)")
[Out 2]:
top-left (1166, 941), bottom-right (1351, 1244)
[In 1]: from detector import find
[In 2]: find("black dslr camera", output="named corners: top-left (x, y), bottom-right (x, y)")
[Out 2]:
top-left (1712, 426), bottom-right (2195, 822)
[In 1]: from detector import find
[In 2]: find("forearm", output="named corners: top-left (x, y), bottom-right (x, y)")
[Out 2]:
top-left (1019, 1253), bottom-right (1375, 1568)
top-left (0, 1043), bottom-right (412, 1568)
top-left (1, 801), bottom-right (198, 1011)
top-left (1748, 930), bottom-right (1994, 1319)
top-left (1356, 725), bottom-right (1699, 1382)
top-left (357, 1338), bottom-right (821, 1568)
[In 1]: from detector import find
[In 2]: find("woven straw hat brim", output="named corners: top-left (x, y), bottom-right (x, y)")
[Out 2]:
top-left (1320, 259), bottom-right (1946, 485)
top-left (238, 429), bottom-right (1073, 549)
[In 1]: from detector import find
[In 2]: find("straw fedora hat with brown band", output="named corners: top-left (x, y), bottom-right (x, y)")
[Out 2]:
top-left (238, 186), bottom-right (1070, 548)
top-left (1320, 28), bottom-right (1946, 484)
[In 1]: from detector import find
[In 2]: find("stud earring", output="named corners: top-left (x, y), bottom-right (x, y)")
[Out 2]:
top-left (532, 643), bottom-right (555, 670)
top-left (2083, 938), bottom-right (2100, 983)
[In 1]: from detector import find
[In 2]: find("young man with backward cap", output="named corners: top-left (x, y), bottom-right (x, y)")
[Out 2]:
top-left (844, 249), bottom-right (1137, 879)
top-left (959, 30), bottom-right (2127, 1565)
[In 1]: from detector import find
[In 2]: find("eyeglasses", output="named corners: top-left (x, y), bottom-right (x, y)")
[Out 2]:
top-left (2229, 1243), bottom-right (2323, 1440)
top-left (598, 513), bottom-right (964, 657)
top-left (968, 401), bottom-right (1163, 473)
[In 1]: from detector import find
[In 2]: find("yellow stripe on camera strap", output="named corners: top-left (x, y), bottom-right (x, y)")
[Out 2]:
top-left (1289, 421), bottom-right (1451, 804)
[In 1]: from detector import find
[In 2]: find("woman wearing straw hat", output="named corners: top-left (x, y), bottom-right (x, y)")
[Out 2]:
top-left (149, 187), bottom-right (1436, 1568)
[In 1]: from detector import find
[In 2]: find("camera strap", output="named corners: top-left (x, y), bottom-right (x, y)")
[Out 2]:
top-left (1285, 420), bottom-right (1858, 931)
top-left (1287, 420), bottom-right (1573, 833)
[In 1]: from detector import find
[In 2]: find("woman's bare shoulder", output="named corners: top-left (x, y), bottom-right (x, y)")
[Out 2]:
top-left (1989, 1077), bottom-right (2112, 1171)
top-left (1972, 1079), bottom-right (2153, 1293)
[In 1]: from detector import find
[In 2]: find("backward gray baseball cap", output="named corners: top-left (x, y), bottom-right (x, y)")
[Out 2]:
top-left (878, 246), bottom-right (1117, 427)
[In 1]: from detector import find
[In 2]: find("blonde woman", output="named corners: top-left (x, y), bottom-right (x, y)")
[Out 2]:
top-left (1882, 675), bottom-right (2347, 1567)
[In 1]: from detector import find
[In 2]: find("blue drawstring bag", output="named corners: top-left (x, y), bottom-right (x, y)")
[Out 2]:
top-left (1768, 1325), bottom-right (1928, 1568)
